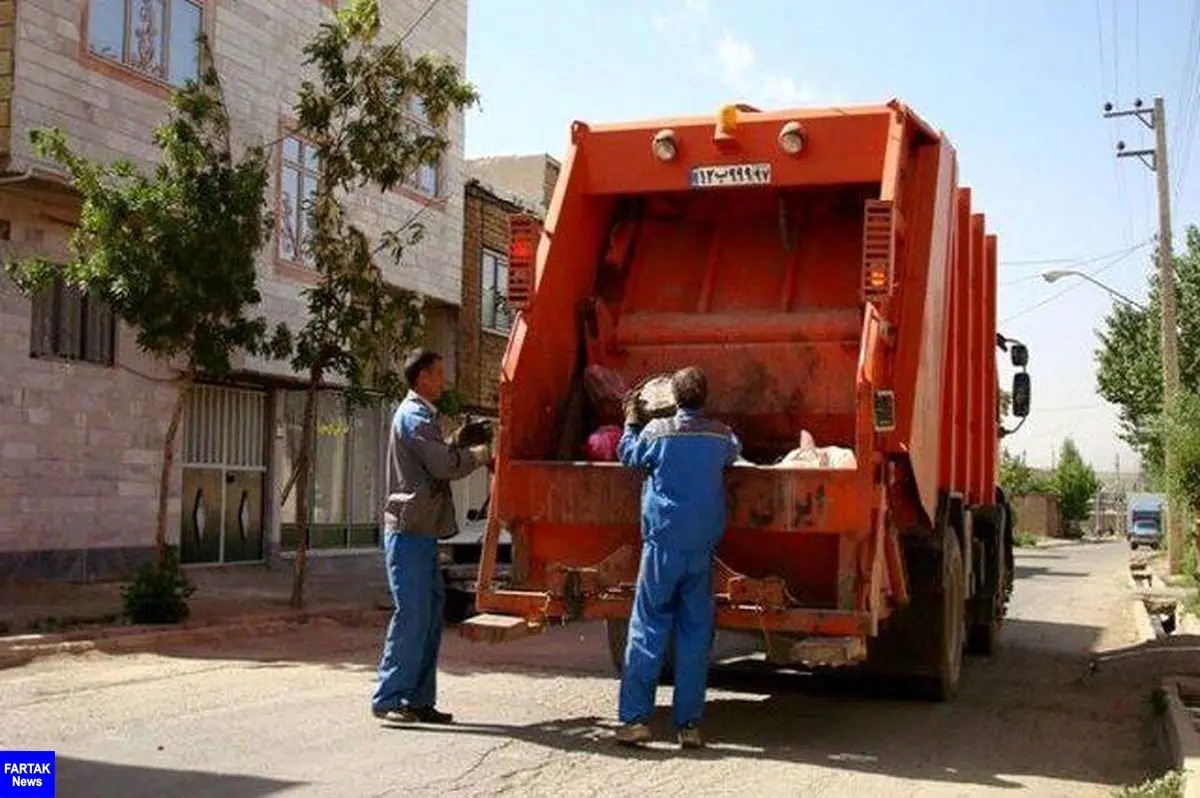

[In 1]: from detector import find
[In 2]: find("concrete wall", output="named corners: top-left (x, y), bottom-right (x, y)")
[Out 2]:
top-left (0, 0), bottom-right (468, 579)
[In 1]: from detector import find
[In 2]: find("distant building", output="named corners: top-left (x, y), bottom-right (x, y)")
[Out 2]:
top-left (449, 154), bottom-right (560, 528)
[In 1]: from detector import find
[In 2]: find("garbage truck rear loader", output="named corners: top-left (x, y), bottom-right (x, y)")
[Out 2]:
top-left (461, 100), bottom-right (1032, 701)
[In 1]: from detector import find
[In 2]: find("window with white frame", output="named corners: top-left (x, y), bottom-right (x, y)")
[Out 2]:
top-left (87, 0), bottom-right (204, 87)
top-left (404, 96), bottom-right (441, 198)
top-left (481, 248), bottom-right (511, 333)
top-left (279, 135), bottom-right (319, 268)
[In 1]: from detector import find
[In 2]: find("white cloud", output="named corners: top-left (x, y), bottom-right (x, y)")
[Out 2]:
top-left (716, 35), bottom-right (755, 86)
top-left (759, 75), bottom-right (822, 107)
top-left (652, 0), bottom-right (828, 108)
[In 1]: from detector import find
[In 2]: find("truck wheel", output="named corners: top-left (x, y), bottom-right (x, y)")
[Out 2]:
top-left (605, 618), bottom-right (676, 684)
top-left (967, 507), bottom-right (1004, 656)
top-left (862, 523), bottom-right (966, 702)
top-left (927, 528), bottom-right (966, 700)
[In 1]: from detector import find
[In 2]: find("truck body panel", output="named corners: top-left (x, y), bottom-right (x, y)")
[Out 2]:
top-left (465, 101), bottom-right (1016, 693)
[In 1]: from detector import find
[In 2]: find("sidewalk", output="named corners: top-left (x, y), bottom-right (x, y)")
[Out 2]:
top-left (0, 564), bottom-right (392, 639)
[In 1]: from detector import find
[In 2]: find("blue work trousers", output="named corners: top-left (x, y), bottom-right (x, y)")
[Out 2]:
top-left (372, 531), bottom-right (445, 711)
top-left (618, 543), bottom-right (716, 729)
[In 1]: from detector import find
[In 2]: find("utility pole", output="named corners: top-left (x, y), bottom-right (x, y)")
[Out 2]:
top-left (1104, 96), bottom-right (1184, 573)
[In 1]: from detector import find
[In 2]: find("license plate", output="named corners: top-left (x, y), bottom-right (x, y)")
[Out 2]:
top-left (689, 162), bottom-right (772, 188)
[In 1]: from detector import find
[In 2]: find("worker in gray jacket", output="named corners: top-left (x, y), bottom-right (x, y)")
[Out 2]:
top-left (372, 348), bottom-right (491, 724)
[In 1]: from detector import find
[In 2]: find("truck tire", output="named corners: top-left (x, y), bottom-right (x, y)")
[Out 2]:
top-left (605, 618), bottom-right (676, 684)
top-left (927, 528), bottom-right (967, 700)
top-left (967, 506), bottom-right (1004, 656)
top-left (863, 523), bottom-right (966, 702)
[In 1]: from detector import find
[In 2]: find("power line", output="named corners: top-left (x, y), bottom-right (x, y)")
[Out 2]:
top-left (998, 239), bottom-right (1153, 285)
top-left (1000, 242), bottom-right (1148, 323)
top-left (1171, 0), bottom-right (1200, 201)
top-left (1095, 0), bottom-right (1135, 246)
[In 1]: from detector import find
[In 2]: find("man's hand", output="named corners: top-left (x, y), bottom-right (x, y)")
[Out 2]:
top-left (468, 444), bottom-right (492, 468)
top-left (623, 390), bottom-right (645, 427)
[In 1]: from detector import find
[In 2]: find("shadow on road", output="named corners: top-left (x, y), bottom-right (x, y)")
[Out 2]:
top-left (55, 756), bottom-right (305, 798)
top-left (1011, 564), bottom-right (1091, 580)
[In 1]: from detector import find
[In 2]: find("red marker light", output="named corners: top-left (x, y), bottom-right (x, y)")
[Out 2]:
top-left (511, 238), bottom-right (533, 260)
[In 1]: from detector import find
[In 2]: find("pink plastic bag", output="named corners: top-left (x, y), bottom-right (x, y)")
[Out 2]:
top-left (584, 425), bottom-right (623, 461)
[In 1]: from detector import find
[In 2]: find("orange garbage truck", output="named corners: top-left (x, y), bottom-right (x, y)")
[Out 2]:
top-left (460, 100), bottom-right (1033, 701)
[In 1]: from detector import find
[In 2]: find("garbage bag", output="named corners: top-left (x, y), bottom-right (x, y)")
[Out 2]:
top-left (584, 424), bottom-right (623, 461)
top-left (775, 429), bottom-right (857, 470)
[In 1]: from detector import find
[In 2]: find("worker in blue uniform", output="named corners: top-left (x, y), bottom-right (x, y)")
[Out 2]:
top-left (614, 366), bottom-right (741, 749)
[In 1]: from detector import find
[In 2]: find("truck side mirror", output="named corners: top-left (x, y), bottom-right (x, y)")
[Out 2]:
top-left (1012, 372), bottom-right (1031, 417)
top-left (1010, 343), bottom-right (1028, 368)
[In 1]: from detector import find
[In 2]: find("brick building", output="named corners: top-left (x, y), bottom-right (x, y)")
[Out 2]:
top-left (457, 154), bottom-right (559, 414)
top-left (448, 154), bottom-right (559, 525)
top-left (0, 0), bottom-right (468, 581)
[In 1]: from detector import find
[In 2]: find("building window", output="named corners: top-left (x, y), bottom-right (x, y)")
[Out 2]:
top-left (29, 278), bottom-right (116, 366)
top-left (404, 96), bottom-right (441, 198)
top-left (279, 134), bottom-right (319, 269)
top-left (481, 248), bottom-right (512, 333)
top-left (279, 391), bottom-right (386, 551)
top-left (86, 0), bottom-right (205, 88)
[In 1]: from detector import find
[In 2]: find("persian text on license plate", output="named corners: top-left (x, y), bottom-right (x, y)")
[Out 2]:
top-left (689, 163), bottom-right (772, 188)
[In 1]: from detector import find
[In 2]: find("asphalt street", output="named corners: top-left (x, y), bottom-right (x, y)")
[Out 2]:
top-left (0, 539), bottom-right (1173, 797)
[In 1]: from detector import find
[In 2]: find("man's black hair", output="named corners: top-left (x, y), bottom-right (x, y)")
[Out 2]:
top-left (404, 348), bottom-right (442, 389)
top-left (671, 366), bottom-right (707, 411)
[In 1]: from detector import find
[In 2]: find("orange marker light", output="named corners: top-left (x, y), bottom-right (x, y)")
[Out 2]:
top-left (715, 104), bottom-right (738, 139)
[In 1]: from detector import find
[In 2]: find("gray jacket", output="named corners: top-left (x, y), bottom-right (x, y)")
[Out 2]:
top-left (384, 391), bottom-right (481, 538)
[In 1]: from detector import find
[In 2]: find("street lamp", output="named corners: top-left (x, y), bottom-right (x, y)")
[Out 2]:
top-left (1041, 269), bottom-right (1148, 311)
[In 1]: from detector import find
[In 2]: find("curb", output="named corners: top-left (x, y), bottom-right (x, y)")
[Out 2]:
top-left (1161, 676), bottom-right (1200, 798)
top-left (1132, 595), bottom-right (1159, 645)
top-left (0, 605), bottom-right (391, 670)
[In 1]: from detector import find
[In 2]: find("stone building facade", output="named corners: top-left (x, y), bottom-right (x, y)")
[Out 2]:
top-left (0, 0), bottom-right (468, 580)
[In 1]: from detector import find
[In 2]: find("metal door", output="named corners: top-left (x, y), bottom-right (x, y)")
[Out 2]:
top-left (223, 470), bottom-right (264, 562)
top-left (180, 385), bottom-right (267, 564)
top-left (180, 468), bottom-right (223, 564)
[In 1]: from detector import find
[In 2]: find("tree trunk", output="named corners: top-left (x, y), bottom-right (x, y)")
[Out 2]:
top-left (156, 374), bottom-right (194, 570)
top-left (290, 366), bottom-right (322, 609)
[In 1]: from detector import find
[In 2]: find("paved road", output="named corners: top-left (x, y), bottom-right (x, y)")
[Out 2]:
top-left (0, 540), bottom-right (1173, 797)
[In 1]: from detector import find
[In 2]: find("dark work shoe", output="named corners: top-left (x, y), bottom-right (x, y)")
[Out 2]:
top-left (412, 706), bottom-right (454, 724)
top-left (373, 707), bottom-right (419, 724)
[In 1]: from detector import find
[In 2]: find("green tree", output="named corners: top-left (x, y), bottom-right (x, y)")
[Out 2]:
top-left (1095, 225), bottom-right (1200, 483)
top-left (1164, 391), bottom-right (1200, 577)
top-left (3, 41), bottom-right (287, 569)
top-left (1000, 448), bottom-right (1052, 497)
top-left (1053, 437), bottom-right (1101, 525)
top-left (284, 0), bottom-right (479, 608)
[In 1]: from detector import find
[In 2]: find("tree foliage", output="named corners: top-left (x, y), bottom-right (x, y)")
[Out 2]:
top-left (999, 448), bottom-right (1052, 498)
top-left (1095, 225), bottom-right (1200, 481)
top-left (1053, 437), bottom-right (1101, 525)
top-left (284, 0), bottom-right (479, 607)
top-left (1163, 390), bottom-right (1200, 511)
top-left (3, 39), bottom-right (287, 570)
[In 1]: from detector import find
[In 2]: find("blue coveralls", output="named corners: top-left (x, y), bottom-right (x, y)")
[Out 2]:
top-left (372, 392), bottom-right (481, 714)
top-left (616, 408), bottom-right (741, 729)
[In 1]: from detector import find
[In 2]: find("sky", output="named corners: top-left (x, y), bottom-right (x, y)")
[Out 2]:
top-left (461, 0), bottom-right (1200, 473)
